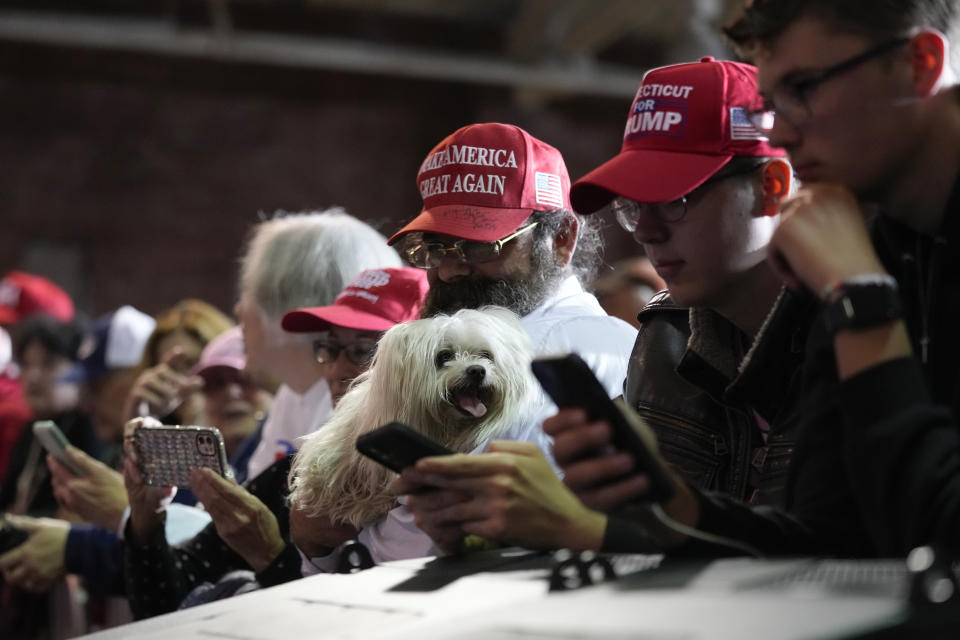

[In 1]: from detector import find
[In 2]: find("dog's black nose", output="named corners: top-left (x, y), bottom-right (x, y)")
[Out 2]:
top-left (466, 365), bottom-right (485, 383)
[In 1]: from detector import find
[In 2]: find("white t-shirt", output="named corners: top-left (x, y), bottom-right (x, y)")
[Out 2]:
top-left (245, 378), bottom-right (333, 480)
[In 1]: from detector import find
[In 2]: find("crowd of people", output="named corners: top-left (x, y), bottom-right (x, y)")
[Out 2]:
top-left (1, 0), bottom-right (959, 636)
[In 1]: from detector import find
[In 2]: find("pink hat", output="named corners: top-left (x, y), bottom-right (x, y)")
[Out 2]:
top-left (193, 326), bottom-right (245, 377)
top-left (388, 123), bottom-right (571, 245)
top-left (281, 268), bottom-right (429, 333)
top-left (570, 57), bottom-right (786, 214)
top-left (0, 271), bottom-right (75, 325)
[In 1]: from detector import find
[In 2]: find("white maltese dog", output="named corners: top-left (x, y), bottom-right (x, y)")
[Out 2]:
top-left (288, 306), bottom-right (539, 528)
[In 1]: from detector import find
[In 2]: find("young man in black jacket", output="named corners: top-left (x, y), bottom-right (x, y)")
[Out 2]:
top-left (548, 0), bottom-right (960, 558)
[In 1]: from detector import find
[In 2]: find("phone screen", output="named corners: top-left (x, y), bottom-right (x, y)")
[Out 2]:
top-left (532, 354), bottom-right (675, 502)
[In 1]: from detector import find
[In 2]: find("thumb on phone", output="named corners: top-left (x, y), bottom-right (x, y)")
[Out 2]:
top-left (63, 445), bottom-right (99, 472)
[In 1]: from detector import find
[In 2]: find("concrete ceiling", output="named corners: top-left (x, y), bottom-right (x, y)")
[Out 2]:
top-left (0, 0), bottom-right (745, 102)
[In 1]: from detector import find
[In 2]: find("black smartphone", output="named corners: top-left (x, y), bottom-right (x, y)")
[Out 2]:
top-left (33, 420), bottom-right (85, 476)
top-left (356, 421), bottom-right (454, 474)
top-left (531, 354), bottom-right (675, 502)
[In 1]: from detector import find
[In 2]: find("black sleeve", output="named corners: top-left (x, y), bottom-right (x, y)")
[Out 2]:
top-left (64, 525), bottom-right (126, 595)
top-left (600, 489), bottom-right (824, 558)
top-left (124, 456), bottom-right (297, 619)
top-left (840, 356), bottom-right (960, 555)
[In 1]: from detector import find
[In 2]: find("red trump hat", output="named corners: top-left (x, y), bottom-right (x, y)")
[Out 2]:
top-left (388, 123), bottom-right (571, 244)
top-left (570, 57), bottom-right (786, 213)
top-left (281, 268), bottom-right (429, 333)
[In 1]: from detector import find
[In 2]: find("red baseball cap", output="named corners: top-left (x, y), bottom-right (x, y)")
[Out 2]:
top-left (0, 271), bottom-right (75, 325)
top-left (388, 123), bottom-right (572, 245)
top-left (570, 57), bottom-right (786, 214)
top-left (281, 268), bottom-right (429, 333)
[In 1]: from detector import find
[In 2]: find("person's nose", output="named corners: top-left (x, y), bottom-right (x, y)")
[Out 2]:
top-left (20, 364), bottom-right (40, 385)
top-left (767, 113), bottom-right (801, 152)
top-left (224, 381), bottom-right (244, 399)
top-left (330, 350), bottom-right (364, 380)
top-left (631, 207), bottom-right (670, 245)
top-left (433, 256), bottom-right (472, 282)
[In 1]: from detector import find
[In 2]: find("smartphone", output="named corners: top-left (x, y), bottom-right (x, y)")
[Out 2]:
top-left (132, 424), bottom-right (230, 487)
top-left (531, 354), bottom-right (675, 502)
top-left (33, 420), bottom-right (85, 476)
top-left (0, 517), bottom-right (29, 554)
top-left (355, 421), bottom-right (453, 474)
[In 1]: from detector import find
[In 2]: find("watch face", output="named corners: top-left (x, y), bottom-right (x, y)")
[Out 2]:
top-left (823, 282), bottom-right (902, 334)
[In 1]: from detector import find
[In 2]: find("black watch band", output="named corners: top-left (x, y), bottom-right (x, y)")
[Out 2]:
top-left (822, 281), bottom-right (902, 335)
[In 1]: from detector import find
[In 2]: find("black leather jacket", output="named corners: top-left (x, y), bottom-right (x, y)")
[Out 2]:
top-left (625, 287), bottom-right (817, 508)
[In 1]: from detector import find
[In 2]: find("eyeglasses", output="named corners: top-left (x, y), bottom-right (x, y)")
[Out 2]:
top-left (611, 161), bottom-right (766, 231)
top-left (747, 37), bottom-right (910, 134)
top-left (313, 337), bottom-right (379, 366)
top-left (402, 221), bottom-right (539, 269)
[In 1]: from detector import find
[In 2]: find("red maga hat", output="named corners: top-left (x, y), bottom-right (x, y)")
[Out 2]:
top-left (0, 271), bottom-right (75, 325)
top-left (388, 123), bottom-right (571, 245)
top-left (570, 57), bottom-right (786, 214)
top-left (281, 268), bottom-right (429, 333)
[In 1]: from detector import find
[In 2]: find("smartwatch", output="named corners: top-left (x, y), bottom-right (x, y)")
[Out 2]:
top-left (822, 275), bottom-right (902, 335)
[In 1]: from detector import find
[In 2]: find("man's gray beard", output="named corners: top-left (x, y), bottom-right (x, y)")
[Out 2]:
top-left (421, 246), bottom-right (566, 318)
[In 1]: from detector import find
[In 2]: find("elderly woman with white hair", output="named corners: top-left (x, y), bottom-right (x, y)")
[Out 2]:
top-left (122, 211), bottom-right (409, 619)
top-left (235, 209), bottom-right (402, 479)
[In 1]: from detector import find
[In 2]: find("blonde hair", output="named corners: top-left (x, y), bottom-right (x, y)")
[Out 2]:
top-left (140, 298), bottom-right (234, 369)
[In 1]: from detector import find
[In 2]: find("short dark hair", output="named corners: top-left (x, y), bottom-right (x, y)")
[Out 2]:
top-left (13, 313), bottom-right (85, 362)
top-left (530, 208), bottom-right (604, 286)
top-left (725, 0), bottom-right (958, 51)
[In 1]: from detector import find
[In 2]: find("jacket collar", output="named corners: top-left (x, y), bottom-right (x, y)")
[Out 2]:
top-left (677, 287), bottom-right (816, 418)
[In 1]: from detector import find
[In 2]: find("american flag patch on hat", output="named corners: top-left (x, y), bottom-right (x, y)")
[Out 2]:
top-left (535, 172), bottom-right (563, 208)
top-left (730, 107), bottom-right (767, 141)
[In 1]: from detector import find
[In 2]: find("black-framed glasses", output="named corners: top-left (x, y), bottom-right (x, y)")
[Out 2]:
top-left (748, 36), bottom-right (910, 133)
top-left (610, 160), bottom-right (766, 231)
top-left (402, 221), bottom-right (539, 269)
top-left (313, 338), bottom-right (379, 366)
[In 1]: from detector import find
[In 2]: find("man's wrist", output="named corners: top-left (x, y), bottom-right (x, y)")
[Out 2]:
top-left (559, 508), bottom-right (607, 551)
top-left (834, 321), bottom-right (913, 380)
top-left (821, 274), bottom-right (902, 336)
top-left (819, 273), bottom-right (897, 303)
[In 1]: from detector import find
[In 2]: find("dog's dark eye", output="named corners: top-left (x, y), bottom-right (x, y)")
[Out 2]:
top-left (435, 349), bottom-right (454, 368)
top-left (478, 350), bottom-right (493, 361)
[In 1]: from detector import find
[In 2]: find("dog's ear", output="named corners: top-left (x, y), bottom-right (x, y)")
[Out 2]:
top-left (363, 320), bottom-right (423, 419)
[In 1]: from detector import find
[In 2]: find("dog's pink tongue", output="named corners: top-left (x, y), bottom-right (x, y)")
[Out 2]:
top-left (457, 394), bottom-right (487, 418)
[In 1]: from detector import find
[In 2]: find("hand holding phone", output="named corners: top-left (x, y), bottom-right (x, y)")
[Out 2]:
top-left (532, 354), bottom-right (675, 503)
top-left (33, 420), bottom-right (85, 476)
top-left (356, 422), bottom-right (453, 474)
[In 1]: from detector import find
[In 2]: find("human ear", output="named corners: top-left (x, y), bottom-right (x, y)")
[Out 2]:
top-left (759, 159), bottom-right (791, 217)
top-left (909, 31), bottom-right (947, 96)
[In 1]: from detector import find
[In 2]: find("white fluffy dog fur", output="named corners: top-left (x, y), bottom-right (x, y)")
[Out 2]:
top-left (288, 306), bottom-right (539, 528)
